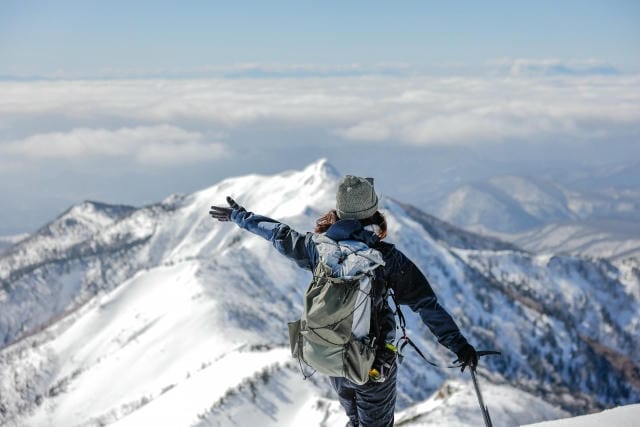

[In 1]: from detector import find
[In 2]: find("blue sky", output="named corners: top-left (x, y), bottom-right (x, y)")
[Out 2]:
top-left (1, 1), bottom-right (639, 77)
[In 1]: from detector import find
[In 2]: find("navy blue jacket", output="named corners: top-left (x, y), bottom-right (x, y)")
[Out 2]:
top-left (230, 209), bottom-right (469, 354)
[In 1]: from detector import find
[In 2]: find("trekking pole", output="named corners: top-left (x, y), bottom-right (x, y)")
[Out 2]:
top-left (471, 366), bottom-right (492, 427)
top-left (469, 350), bottom-right (501, 427)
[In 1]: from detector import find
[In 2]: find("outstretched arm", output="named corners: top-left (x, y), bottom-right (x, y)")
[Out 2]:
top-left (388, 249), bottom-right (477, 369)
top-left (210, 197), bottom-right (317, 270)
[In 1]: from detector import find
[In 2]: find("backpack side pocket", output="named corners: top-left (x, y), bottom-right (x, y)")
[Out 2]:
top-left (287, 320), bottom-right (302, 358)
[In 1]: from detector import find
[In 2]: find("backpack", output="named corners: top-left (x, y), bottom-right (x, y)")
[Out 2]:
top-left (287, 234), bottom-right (386, 385)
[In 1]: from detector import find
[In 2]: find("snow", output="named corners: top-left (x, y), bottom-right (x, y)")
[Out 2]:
top-left (112, 348), bottom-right (292, 427)
top-left (523, 404), bottom-right (640, 427)
top-left (395, 378), bottom-right (567, 426)
top-left (19, 261), bottom-right (229, 426)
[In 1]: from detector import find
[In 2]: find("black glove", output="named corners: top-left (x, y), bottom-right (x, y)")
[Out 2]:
top-left (209, 196), bottom-right (244, 222)
top-left (455, 343), bottom-right (478, 373)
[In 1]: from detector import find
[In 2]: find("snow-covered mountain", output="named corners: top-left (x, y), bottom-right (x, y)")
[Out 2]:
top-left (433, 174), bottom-right (640, 260)
top-left (436, 176), bottom-right (575, 233)
top-left (491, 220), bottom-right (640, 261)
top-left (1, 159), bottom-right (639, 426)
top-left (0, 234), bottom-right (29, 255)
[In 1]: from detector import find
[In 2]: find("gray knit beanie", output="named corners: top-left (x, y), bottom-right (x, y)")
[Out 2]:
top-left (336, 175), bottom-right (378, 220)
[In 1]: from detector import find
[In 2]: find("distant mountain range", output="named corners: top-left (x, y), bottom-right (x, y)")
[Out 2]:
top-left (431, 173), bottom-right (640, 260)
top-left (1, 160), bottom-right (638, 426)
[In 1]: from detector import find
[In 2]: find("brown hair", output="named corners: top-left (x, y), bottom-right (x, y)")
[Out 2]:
top-left (314, 209), bottom-right (387, 239)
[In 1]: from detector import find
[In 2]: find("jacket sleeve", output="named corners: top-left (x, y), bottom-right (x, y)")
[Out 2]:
top-left (230, 208), bottom-right (317, 270)
top-left (388, 248), bottom-right (468, 354)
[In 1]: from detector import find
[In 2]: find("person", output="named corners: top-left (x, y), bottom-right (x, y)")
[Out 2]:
top-left (209, 175), bottom-right (477, 427)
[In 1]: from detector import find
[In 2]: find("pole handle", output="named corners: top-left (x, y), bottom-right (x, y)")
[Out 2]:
top-left (477, 350), bottom-right (501, 358)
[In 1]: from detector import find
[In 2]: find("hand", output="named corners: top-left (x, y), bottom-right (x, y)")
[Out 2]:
top-left (209, 196), bottom-right (244, 222)
top-left (455, 343), bottom-right (478, 373)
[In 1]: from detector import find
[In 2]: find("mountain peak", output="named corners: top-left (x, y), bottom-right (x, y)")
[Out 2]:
top-left (302, 158), bottom-right (341, 180)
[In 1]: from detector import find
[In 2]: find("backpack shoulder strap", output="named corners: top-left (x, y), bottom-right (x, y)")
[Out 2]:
top-left (388, 290), bottom-right (443, 368)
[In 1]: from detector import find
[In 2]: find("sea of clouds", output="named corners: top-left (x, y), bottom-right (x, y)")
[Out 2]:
top-left (0, 59), bottom-right (638, 233)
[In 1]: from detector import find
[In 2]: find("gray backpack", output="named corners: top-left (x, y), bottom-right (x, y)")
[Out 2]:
top-left (288, 234), bottom-right (386, 385)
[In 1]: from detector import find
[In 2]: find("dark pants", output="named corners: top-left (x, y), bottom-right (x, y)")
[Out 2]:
top-left (329, 362), bottom-right (397, 427)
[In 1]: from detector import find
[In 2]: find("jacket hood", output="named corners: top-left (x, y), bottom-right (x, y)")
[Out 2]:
top-left (325, 219), bottom-right (380, 247)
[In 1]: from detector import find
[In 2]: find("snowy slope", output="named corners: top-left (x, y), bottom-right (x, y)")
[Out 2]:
top-left (1, 159), bottom-right (639, 427)
top-left (523, 403), bottom-right (640, 427)
top-left (195, 374), bottom-right (569, 427)
top-left (0, 201), bottom-right (144, 348)
top-left (395, 378), bottom-right (568, 426)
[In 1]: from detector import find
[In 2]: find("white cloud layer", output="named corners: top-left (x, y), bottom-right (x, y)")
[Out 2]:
top-left (0, 72), bottom-right (638, 156)
top-left (1, 125), bottom-right (226, 166)
top-left (0, 68), bottom-right (638, 235)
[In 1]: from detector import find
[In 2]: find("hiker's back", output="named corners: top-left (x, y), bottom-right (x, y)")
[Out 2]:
top-left (288, 234), bottom-right (385, 385)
